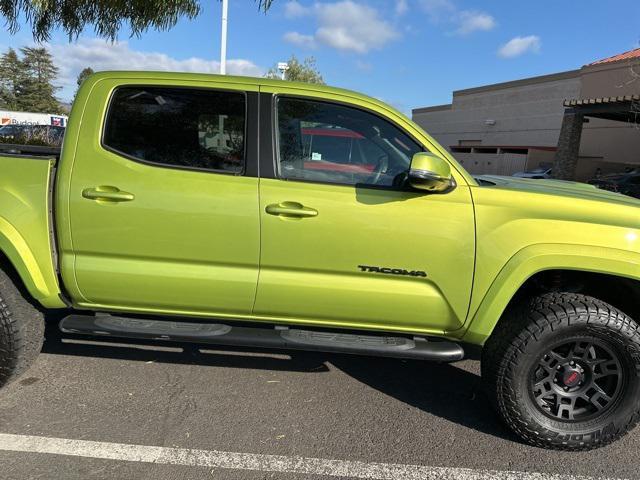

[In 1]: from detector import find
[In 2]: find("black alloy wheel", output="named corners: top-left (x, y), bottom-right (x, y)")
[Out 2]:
top-left (530, 338), bottom-right (623, 422)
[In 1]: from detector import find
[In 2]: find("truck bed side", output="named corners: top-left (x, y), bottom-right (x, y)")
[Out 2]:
top-left (0, 154), bottom-right (64, 308)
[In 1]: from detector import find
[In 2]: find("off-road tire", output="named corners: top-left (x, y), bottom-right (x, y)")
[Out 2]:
top-left (482, 292), bottom-right (640, 450)
top-left (0, 266), bottom-right (45, 388)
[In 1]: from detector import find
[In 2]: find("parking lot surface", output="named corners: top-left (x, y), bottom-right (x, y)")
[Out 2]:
top-left (0, 322), bottom-right (636, 480)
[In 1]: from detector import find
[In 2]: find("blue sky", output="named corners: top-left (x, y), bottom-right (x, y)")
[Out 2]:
top-left (3, 0), bottom-right (639, 111)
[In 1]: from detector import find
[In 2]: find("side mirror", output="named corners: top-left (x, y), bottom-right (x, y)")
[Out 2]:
top-left (408, 152), bottom-right (455, 193)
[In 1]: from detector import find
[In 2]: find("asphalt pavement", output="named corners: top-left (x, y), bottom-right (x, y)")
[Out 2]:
top-left (0, 320), bottom-right (636, 479)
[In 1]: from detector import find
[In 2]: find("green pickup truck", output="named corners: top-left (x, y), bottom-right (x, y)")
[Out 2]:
top-left (1, 72), bottom-right (639, 451)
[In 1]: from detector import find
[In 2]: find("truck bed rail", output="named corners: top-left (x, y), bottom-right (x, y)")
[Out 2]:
top-left (0, 143), bottom-right (61, 158)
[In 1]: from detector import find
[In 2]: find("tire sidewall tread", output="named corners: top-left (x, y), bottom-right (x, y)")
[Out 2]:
top-left (482, 292), bottom-right (640, 451)
top-left (0, 267), bottom-right (45, 387)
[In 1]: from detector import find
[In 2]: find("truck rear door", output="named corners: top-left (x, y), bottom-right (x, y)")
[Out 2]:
top-left (61, 79), bottom-right (260, 316)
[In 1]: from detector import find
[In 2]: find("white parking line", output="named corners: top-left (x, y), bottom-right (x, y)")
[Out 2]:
top-left (0, 433), bottom-right (625, 480)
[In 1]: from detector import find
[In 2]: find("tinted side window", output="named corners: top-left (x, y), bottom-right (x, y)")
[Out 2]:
top-left (104, 87), bottom-right (246, 174)
top-left (277, 97), bottom-right (422, 187)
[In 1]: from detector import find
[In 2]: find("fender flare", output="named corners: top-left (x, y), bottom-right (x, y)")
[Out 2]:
top-left (460, 243), bottom-right (640, 345)
top-left (0, 217), bottom-right (64, 308)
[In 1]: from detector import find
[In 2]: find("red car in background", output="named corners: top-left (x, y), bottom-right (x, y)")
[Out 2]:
top-left (301, 127), bottom-right (377, 174)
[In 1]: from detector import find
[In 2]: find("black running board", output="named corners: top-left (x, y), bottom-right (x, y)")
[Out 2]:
top-left (59, 314), bottom-right (464, 362)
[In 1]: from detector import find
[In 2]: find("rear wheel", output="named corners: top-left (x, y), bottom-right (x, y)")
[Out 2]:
top-left (0, 266), bottom-right (45, 388)
top-left (482, 292), bottom-right (640, 450)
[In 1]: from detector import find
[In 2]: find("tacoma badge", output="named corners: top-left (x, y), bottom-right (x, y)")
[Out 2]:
top-left (357, 265), bottom-right (427, 277)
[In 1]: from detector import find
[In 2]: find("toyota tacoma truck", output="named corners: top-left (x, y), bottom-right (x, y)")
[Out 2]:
top-left (1, 72), bottom-right (639, 451)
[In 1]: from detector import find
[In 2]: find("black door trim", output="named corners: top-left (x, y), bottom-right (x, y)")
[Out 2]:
top-left (244, 91), bottom-right (260, 178)
top-left (258, 92), bottom-right (277, 179)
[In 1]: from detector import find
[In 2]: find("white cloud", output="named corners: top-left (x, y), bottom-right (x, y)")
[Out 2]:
top-left (49, 38), bottom-right (262, 101)
top-left (395, 0), bottom-right (409, 16)
top-left (283, 1), bottom-right (398, 54)
top-left (420, 0), bottom-right (494, 36)
top-left (284, 1), bottom-right (310, 18)
top-left (283, 31), bottom-right (316, 48)
top-left (498, 35), bottom-right (541, 58)
top-left (455, 10), bottom-right (496, 35)
top-left (419, 0), bottom-right (455, 22)
top-left (315, 2), bottom-right (398, 53)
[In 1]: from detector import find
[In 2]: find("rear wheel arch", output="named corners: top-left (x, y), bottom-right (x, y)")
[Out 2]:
top-left (0, 220), bottom-right (64, 309)
top-left (0, 231), bottom-right (48, 306)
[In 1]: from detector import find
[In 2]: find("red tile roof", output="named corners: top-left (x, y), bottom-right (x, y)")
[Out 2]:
top-left (588, 47), bottom-right (640, 66)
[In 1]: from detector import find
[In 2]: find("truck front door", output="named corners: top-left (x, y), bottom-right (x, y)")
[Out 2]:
top-left (253, 92), bottom-right (475, 334)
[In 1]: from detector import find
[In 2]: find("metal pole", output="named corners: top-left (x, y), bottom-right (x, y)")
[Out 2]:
top-left (220, 0), bottom-right (228, 74)
top-left (277, 62), bottom-right (289, 80)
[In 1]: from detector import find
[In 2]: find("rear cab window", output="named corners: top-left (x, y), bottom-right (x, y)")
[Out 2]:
top-left (103, 86), bottom-right (246, 174)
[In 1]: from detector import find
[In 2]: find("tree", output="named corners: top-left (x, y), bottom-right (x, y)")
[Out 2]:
top-left (1, 1), bottom-right (275, 42)
top-left (0, 48), bottom-right (24, 110)
top-left (17, 47), bottom-right (61, 113)
top-left (265, 56), bottom-right (325, 84)
top-left (73, 67), bottom-right (95, 100)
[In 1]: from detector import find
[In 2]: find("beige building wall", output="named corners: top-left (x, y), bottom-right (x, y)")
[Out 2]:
top-left (413, 71), bottom-right (581, 151)
top-left (413, 52), bottom-right (640, 179)
top-left (578, 60), bottom-right (640, 167)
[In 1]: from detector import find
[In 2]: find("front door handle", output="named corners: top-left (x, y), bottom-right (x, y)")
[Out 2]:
top-left (265, 202), bottom-right (318, 218)
top-left (82, 186), bottom-right (135, 202)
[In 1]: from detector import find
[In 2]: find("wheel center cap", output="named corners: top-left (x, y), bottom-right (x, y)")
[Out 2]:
top-left (562, 369), bottom-right (582, 387)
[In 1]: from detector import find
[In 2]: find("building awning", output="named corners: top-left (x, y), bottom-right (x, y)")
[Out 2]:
top-left (563, 94), bottom-right (640, 123)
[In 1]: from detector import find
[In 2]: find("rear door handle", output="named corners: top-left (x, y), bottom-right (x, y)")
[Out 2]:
top-left (265, 202), bottom-right (318, 218)
top-left (82, 186), bottom-right (135, 202)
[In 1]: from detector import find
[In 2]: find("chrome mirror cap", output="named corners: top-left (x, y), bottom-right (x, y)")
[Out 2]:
top-left (408, 153), bottom-right (455, 193)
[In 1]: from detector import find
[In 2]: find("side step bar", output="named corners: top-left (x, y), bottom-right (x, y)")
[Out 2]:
top-left (59, 314), bottom-right (464, 362)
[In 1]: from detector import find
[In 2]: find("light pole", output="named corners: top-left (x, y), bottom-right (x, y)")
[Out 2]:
top-left (220, 0), bottom-right (229, 74)
top-left (277, 62), bottom-right (289, 80)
